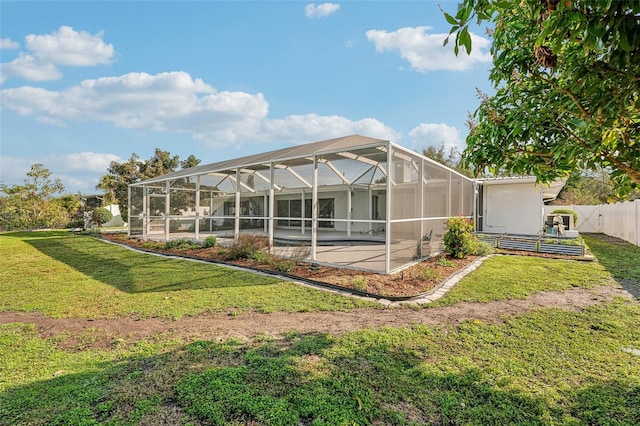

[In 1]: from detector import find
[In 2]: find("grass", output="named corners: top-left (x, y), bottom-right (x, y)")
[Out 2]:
top-left (0, 231), bottom-right (376, 318)
top-left (430, 254), bottom-right (615, 306)
top-left (1, 300), bottom-right (639, 425)
top-left (1, 232), bottom-right (639, 424)
top-left (583, 234), bottom-right (640, 283)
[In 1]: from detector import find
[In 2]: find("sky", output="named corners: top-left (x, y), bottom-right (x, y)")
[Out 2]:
top-left (0, 0), bottom-right (494, 194)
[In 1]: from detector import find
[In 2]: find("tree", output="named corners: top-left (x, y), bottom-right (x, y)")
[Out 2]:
top-left (91, 207), bottom-right (113, 227)
top-left (97, 154), bottom-right (142, 222)
top-left (180, 154), bottom-right (201, 169)
top-left (422, 144), bottom-right (474, 177)
top-left (444, 0), bottom-right (640, 192)
top-left (554, 168), bottom-right (640, 205)
top-left (0, 164), bottom-right (67, 230)
top-left (97, 149), bottom-right (201, 221)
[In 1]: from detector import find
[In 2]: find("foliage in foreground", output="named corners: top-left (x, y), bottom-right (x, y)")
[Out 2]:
top-left (443, 217), bottom-right (478, 258)
top-left (0, 231), bottom-right (374, 318)
top-left (1, 300), bottom-right (639, 425)
top-left (445, 0), bottom-right (640, 190)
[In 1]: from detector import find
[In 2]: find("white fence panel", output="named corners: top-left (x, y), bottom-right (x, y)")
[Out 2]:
top-left (547, 201), bottom-right (639, 247)
top-left (543, 205), bottom-right (602, 232)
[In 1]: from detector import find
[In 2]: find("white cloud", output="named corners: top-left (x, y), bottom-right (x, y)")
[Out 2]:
top-left (1, 70), bottom-right (402, 148)
top-left (0, 38), bottom-right (20, 49)
top-left (305, 3), bottom-right (340, 19)
top-left (409, 123), bottom-right (464, 152)
top-left (36, 116), bottom-right (67, 127)
top-left (26, 26), bottom-right (114, 66)
top-left (49, 152), bottom-right (122, 172)
top-left (0, 152), bottom-right (122, 193)
top-left (261, 114), bottom-right (400, 145)
top-left (0, 26), bottom-right (114, 83)
top-left (0, 54), bottom-right (63, 84)
top-left (1, 71), bottom-right (269, 139)
top-left (366, 26), bottom-right (491, 72)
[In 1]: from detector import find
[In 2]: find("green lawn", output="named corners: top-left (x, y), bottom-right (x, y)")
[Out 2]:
top-left (1, 300), bottom-right (638, 425)
top-left (431, 254), bottom-right (616, 306)
top-left (0, 231), bottom-right (376, 318)
top-left (1, 231), bottom-right (639, 425)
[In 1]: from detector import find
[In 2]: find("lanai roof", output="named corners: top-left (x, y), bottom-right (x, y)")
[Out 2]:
top-left (132, 134), bottom-right (391, 186)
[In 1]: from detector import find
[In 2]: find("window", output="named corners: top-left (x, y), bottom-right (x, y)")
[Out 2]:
top-left (276, 198), bottom-right (334, 228)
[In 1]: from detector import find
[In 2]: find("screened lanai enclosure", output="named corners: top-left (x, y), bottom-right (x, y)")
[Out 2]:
top-left (128, 135), bottom-right (474, 273)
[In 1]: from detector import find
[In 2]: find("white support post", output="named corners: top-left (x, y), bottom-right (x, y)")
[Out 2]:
top-left (195, 176), bottom-right (200, 240)
top-left (164, 181), bottom-right (170, 241)
top-left (128, 186), bottom-right (132, 238)
top-left (311, 156), bottom-right (318, 261)
top-left (301, 189), bottom-right (305, 235)
top-left (472, 181), bottom-right (478, 232)
top-left (368, 187), bottom-right (372, 233)
top-left (385, 144), bottom-right (392, 273)
top-left (210, 190), bottom-right (214, 232)
top-left (446, 171), bottom-right (451, 217)
top-left (142, 186), bottom-right (148, 240)
top-left (347, 189), bottom-right (352, 237)
top-left (268, 164), bottom-right (275, 248)
top-left (635, 199), bottom-right (639, 247)
top-left (234, 168), bottom-right (240, 240)
top-left (418, 159), bottom-right (424, 254)
top-left (263, 192), bottom-right (268, 233)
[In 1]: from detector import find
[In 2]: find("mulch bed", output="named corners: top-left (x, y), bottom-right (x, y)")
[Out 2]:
top-left (100, 233), bottom-right (478, 299)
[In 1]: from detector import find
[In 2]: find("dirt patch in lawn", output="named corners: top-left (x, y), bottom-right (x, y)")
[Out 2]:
top-left (101, 233), bottom-right (478, 299)
top-left (0, 286), bottom-right (634, 351)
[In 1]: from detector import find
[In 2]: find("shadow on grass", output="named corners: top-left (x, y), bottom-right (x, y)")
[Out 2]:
top-left (12, 231), bottom-right (279, 293)
top-left (2, 329), bottom-right (638, 425)
top-left (583, 233), bottom-right (640, 299)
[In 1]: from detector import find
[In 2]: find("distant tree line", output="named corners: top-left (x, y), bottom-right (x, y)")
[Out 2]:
top-left (0, 149), bottom-right (200, 231)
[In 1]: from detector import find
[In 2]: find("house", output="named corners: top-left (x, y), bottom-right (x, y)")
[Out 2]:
top-left (475, 176), bottom-right (565, 236)
top-left (81, 194), bottom-right (125, 227)
top-left (128, 135), bottom-right (474, 273)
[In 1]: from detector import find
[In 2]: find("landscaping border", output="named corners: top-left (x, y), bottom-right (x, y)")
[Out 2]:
top-left (98, 236), bottom-right (489, 305)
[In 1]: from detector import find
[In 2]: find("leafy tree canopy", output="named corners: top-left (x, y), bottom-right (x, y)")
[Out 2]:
top-left (422, 144), bottom-right (474, 177)
top-left (0, 164), bottom-right (67, 230)
top-left (97, 149), bottom-right (201, 220)
top-left (445, 0), bottom-right (640, 193)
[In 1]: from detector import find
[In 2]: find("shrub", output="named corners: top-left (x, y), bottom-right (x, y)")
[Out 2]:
top-left (91, 208), bottom-right (113, 227)
top-left (351, 276), bottom-right (368, 291)
top-left (223, 234), bottom-right (269, 261)
top-left (203, 235), bottom-right (217, 248)
top-left (416, 266), bottom-right (441, 281)
top-left (271, 259), bottom-right (296, 273)
top-left (164, 238), bottom-right (203, 250)
top-left (443, 217), bottom-right (478, 259)
top-left (551, 208), bottom-right (578, 225)
top-left (249, 250), bottom-right (272, 264)
top-left (141, 241), bottom-right (163, 250)
top-left (474, 241), bottom-right (495, 256)
top-left (437, 256), bottom-right (455, 267)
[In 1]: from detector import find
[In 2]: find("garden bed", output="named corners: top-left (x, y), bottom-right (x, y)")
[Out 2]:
top-left (101, 233), bottom-right (478, 299)
top-left (477, 233), bottom-right (586, 257)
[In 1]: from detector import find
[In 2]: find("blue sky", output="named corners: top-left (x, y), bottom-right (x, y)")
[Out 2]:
top-left (1, 1), bottom-right (493, 194)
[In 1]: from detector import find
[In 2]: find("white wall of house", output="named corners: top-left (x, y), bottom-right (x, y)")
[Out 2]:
top-left (104, 204), bottom-right (125, 227)
top-left (481, 180), bottom-right (544, 235)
